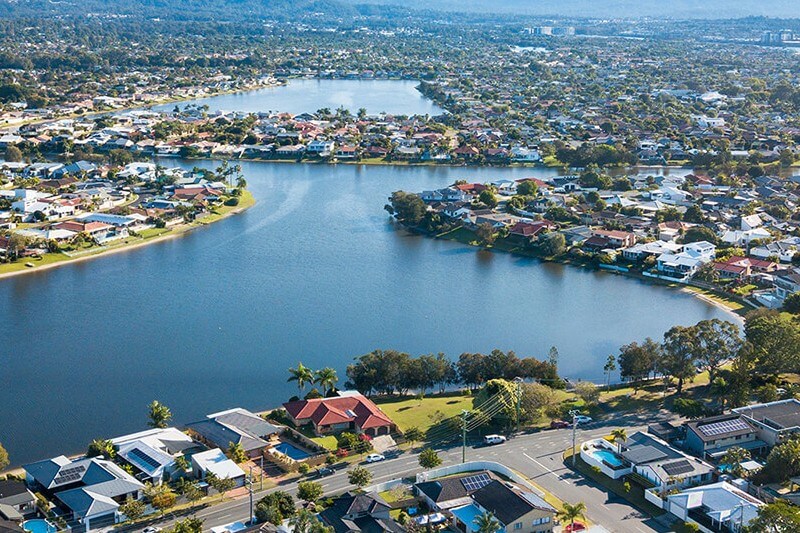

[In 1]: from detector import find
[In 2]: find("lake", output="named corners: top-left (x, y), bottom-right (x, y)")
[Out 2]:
top-left (152, 79), bottom-right (444, 116)
top-left (0, 162), bottom-right (734, 465)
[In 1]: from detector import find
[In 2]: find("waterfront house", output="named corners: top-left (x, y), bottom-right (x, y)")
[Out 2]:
top-left (683, 414), bottom-right (766, 460)
top-left (450, 480), bottom-right (556, 533)
top-left (657, 241), bottom-right (716, 279)
top-left (190, 449), bottom-right (246, 488)
top-left (283, 391), bottom-right (396, 437)
top-left (317, 492), bottom-right (402, 533)
top-left (733, 399), bottom-right (800, 446)
top-left (591, 229), bottom-right (636, 248)
top-left (23, 455), bottom-right (144, 531)
top-left (622, 241), bottom-right (682, 262)
top-left (186, 408), bottom-right (280, 458)
top-left (0, 479), bottom-right (36, 520)
top-left (665, 481), bottom-right (763, 532)
top-left (110, 427), bottom-right (199, 485)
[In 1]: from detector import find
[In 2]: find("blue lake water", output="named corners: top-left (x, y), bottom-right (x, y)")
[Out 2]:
top-left (152, 79), bottom-right (444, 116)
top-left (0, 161), bottom-right (734, 466)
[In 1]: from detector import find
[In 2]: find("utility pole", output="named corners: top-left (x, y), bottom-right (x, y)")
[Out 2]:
top-left (461, 410), bottom-right (469, 464)
top-left (248, 466), bottom-right (254, 525)
top-left (514, 377), bottom-right (523, 435)
top-left (260, 455), bottom-right (264, 490)
top-left (570, 410), bottom-right (579, 467)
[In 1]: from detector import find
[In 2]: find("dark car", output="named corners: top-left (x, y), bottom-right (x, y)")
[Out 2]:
top-left (316, 467), bottom-right (334, 477)
top-left (550, 420), bottom-right (570, 429)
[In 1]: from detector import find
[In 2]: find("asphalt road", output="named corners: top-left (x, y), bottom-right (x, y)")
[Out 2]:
top-left (125, 420), bottom-right (678, 533)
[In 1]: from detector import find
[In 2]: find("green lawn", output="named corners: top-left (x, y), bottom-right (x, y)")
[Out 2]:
top-left (375, 392), bottom-right (473, 433)
top-left (0, 252), bottom-right (71, 274)
top-left (310, 435), bottom-right (338, 451)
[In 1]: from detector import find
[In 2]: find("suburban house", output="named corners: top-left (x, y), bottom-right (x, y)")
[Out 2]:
top-left (110, 427), bottom-right (199, 485)
top-left (415, 471), bottom-right (495, 511)
top-left (0, 479), bottom-right (36, 521)
top-left (450, 480), bottom-right (556, 533)
top-left (683, 414), bottom-right (766, 460)
top-left (665, 481), bottom-right (763, 532)
top-left (582, 432), bottom-right (714, 492)
top-left (190, 449), bottom-right (246, 488)
top-left (187, 408), bottom-right (281, 458)
top-left (283, 391), bottom-right (396, 437)
top-left (317, 492), bottom-right (402, 533)
top-left (622, 241), bottom-right (682, 262)
top-left (591, 229), bottom-right (636, 248)
top-left (733, 399), bottom-right (800, 446)
top-left (657, 241), bottom-right (716, 279)
top-left (23, 455), bottom-right (145, 531)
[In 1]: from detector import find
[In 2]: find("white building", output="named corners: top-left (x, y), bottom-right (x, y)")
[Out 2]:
top-left (666, 481), bottom-right (763, 532)
top-left (191, 449), bottom-right (246, 488)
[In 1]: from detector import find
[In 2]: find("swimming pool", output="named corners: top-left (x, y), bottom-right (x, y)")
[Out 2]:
top-left (275, 442), bottom-right (311, 461)
top-left (590, 448), bottom-right (625, 467)
top-left (22, 520), bottom-right (57, 533)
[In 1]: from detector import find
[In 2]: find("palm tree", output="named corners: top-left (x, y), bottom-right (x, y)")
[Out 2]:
top-left (315, 367), bottom-right (338, 395)
top-left (288, 363), bottom-right (315, 397)
top-left (558, 502), bottom-right (586, 532)
top-left (721, 446), bottom-right (751, 478)
top-left (473, 511), bottom-right (501, 533)
top-left (611, 428), bottom-right (628, 453)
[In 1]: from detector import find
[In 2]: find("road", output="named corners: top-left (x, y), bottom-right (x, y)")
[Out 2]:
top-left (127, 421), bottom-right (677, 533)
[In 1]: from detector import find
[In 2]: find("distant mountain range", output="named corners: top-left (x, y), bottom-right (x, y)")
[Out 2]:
top-left (346, 0), bottom-right (800, 19)
top-left (0, 0), bottom-right (796, 20)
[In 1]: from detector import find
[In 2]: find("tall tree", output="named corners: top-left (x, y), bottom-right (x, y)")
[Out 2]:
top-left (603, 354), bottom-right (617, 390)
top-left (558, 502), bottom-right (587, 532)
top-left (744, 310), bottom-right (800, 377)
top-left (611, 428), bottom-right (628, 453)
top-left (287, 363), bottom-right (315, 396)
top-left (473, 511), bottom-right (502, 533)
top-left (694, 319), bottom-right (742, 382)
top-left (347, 465), bottom-right (372, 488)
top-left (314, 367), bottom-right (338, 395)
top-left (746, 501), bottom-right (800, 532)
top-left (418, 448), bottom-right (442, 469)
top-left (721, 446), bottom-right (751, 478)
top-left (147, 400), bottom-right (172, 429)
top-left (661, 326), bottom-right (699, 394)
top-left (297, 481), bottom-right (324, 503)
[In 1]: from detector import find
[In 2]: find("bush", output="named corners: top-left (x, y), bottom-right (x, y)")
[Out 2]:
top-left (224, 197), bottom-right (240, 207)
top-left (298, 463), bottom-right (310, 475)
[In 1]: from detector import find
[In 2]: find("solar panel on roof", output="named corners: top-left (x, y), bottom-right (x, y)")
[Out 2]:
top-left (128, 447), bottom-right (162, 471)
top-left (698, 418), bottom-right (750, 437)
top-left (461, 473), bottom-right (492, 492)
top-left (662, 460), bottom-right (694, 476)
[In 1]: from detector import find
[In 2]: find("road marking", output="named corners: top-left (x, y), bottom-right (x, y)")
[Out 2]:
top-left (523, 452), bottom-right (569, 485)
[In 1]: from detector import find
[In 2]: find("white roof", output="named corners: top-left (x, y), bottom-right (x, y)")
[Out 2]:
top-left (192, 449), bottom-right (245, 480)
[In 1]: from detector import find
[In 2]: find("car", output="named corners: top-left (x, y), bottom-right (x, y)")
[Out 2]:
top-left (574, 415), bottom-right (593, 424)
top-left (550, 419), bottom-right (570, 429)
top-left (316, 466), bottom-right (334, 477)
top-left (365, 453), bottom-right (385, 463)
top-left (142, 528), bottom-right (161, 533)
top-left (483, 434), bottom-right (507, 445)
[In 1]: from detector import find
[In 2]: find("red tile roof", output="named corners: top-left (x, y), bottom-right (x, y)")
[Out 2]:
top-left (283, 393), bottom-right (394, 431)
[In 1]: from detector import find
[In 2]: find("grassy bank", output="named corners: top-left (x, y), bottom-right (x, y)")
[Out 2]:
top-left (0, 190), bottom-right (255, 279)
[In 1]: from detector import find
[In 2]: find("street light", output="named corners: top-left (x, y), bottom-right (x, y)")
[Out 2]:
top-left (569, 409), bottom-right (579, 467)
top-left (514, 377), bottom-right (524, 435)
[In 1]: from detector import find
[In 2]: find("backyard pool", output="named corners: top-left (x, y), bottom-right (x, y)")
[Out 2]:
top-left (22, 520), bottom-right (57, 533)
top-left (275, 442), bottom-right (311, 461)
top-left (590, 448), bottom-right (625, 467)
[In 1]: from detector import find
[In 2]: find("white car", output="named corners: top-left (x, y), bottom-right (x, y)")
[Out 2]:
top-left (142, 528), bottom-right (161, 533)
top-left (574, 415), bottom-right (593, 424)
top-left (366, 453), bottom-right (385, 463)
top-left (483, 434), bottom-right (507, 445)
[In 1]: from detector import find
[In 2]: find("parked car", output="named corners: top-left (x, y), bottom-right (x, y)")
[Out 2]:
top-left (366, 453), bottom-right (385, 463)
top-left (550, 420), bottom-right (570, 429)
top-left (142, 528), bottom-right (161, 533)
top-left (316, 466), bottom-right (334, 477)
top-left (483, 434), bottom-right (507, 445)
top-left (574, 415), bottom-right (593, 424)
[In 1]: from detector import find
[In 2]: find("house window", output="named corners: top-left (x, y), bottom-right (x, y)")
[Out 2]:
top-left (514, 523), bottom-right (522, 529)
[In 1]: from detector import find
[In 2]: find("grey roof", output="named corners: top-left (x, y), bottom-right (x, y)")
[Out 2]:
top-left (415, 471), bottom-right (492, 504)
top-left (318, 493), bottom-right (401, 533)
top-left (621, 445), bottom-right (669, 464)
top-left (686, 414), bottom-right (756, 443)
top-left (735, 399), bottom-right (800, 431)
top-left (187, 408), bottom-right (279, 453)
top-left (471, 481), bottom-right (555, 526)
top-left (0, 479), bottom-right (34, 507)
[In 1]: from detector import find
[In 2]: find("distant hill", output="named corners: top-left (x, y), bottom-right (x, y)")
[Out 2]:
top-left (344, 0), bottom-right (800, 19)
top-left (0, 0), bottom-right (356, 20)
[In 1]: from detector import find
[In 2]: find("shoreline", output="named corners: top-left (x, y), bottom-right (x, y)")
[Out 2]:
top-left (418, 225), bottom-right (752, 320)
top-left (0, 191), bottom-right (255, 281)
